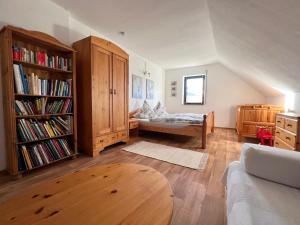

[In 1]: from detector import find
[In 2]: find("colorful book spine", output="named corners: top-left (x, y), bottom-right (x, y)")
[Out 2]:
top-left (17, 138), bottom-right (72, 171)
top-left (17, 117), bottom-right (71, 142)
top-left (12, 45), bottom-right (72, 71)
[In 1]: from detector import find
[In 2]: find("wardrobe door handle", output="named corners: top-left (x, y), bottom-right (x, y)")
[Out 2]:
top-left (109, 89), bottom-right (113, 94)
top-left (114, 89), bottom-right (116, 95)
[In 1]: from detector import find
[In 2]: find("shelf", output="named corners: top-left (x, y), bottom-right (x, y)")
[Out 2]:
top-left (16, 113), bottom-right (73, 119)
top-left (2, 26), bottom-right (77, 176)
top-left (18, 152), bottom-right (77, 174)
top-left (17, 133), bottom-right (73, 145)
top-left (15, 94), bottom-right (73, 98)
top-left (13, 59), bottom-right (72, 74)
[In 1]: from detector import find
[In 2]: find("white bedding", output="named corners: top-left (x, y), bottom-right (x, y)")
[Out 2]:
top-left (149, 113), bottom-right (204, 124)
top-left (138, 118), bottom-right (192, 128)
top-left (223, 161), bottom-right (300, 225)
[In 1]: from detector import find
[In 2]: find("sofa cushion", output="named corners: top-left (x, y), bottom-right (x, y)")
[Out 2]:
top-left (240, 143), bottom-right (300, 189)
top-left (225, 161), bottom-right (300, 225)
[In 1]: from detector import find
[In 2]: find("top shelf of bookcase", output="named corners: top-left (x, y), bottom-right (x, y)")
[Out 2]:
top-left (13, 60), bottom-right (72, 74)
top-left (4, 25), bottom-right (74, 53)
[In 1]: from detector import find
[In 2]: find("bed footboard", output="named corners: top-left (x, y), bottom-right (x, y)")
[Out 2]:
top-left (201, 111), bottom-right (215, 149)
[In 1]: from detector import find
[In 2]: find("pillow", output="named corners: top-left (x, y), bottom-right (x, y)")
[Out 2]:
top-left (153, 102), bottom-right (161, 112)
top-left (241, 143), bottom-right (300, 189)
top-left (135, 100), bottom-right (155, 119)
top-left (153, 101), bottom-right (168, 117)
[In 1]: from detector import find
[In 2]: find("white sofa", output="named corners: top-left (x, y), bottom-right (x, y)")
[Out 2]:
top-left (223, 143), bottom-right (300, 225)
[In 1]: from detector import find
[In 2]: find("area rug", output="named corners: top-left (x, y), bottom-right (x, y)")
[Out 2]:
top-left (122, 141), bottom-right (208, 170)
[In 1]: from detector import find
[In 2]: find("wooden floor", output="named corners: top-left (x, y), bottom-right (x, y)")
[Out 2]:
top-left (0, 128), bottom-right (243, 225)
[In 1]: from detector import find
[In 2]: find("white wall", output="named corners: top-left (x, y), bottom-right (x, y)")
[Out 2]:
top-left (0, 0), bottom-right (165, 170)
top-left (294, 93), bottom-right (300, 113)
top-left (165, 63), bottom-right (266, 128)
top-left (267, 95), bottom-right (285, 107)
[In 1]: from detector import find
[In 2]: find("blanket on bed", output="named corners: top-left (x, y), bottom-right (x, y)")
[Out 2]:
top-left (150, 113), bottom-right (204, 124)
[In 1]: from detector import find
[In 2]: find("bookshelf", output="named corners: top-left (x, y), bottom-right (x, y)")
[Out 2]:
top-left (0, 26), bottom-right (77, 176)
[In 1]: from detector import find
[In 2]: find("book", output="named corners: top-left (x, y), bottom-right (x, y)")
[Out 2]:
top-left (12, 46), bottom-right (72, 71)
top-left (13, 64), bottom-right (24, 94)
top-left (17, 138), bottom-right (72, 171)
top-left (17, 117), bottom-right (72, 142)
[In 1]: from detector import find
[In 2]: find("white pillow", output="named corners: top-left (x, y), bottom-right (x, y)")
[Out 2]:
top-left (153, 101), bottom-right (168, 117)
top-left (135, 100), bottom-right (155, 119)
top-left (241, 143), bottom-right (300, 189)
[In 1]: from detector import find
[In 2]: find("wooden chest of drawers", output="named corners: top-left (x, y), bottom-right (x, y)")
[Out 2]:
top-left (274, 113), bottom-right (300, 151)
top-left (236, 104), bottom-right (284, 141)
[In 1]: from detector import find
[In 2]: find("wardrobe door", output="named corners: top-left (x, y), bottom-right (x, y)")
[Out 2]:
top-left (112, 54), bottom-right (128, 132)
top-left (92, 45), bottom-right (113, 136)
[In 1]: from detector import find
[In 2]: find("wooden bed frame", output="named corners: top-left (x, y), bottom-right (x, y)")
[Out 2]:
top-left (135, 111), bottom-right (215, 149)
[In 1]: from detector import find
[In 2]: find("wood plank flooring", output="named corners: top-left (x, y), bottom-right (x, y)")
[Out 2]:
top-left (0, 128), bottom-right (243, 225)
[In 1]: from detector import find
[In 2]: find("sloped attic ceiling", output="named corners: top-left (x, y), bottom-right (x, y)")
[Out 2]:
top-left (207, 0), bottom-right (300, 95)
top-left (51, 0), bottom-right (299, 96)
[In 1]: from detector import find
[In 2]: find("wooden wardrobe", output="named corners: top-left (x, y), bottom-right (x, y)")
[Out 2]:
top-left (73, 36), bottom-right (128, 156)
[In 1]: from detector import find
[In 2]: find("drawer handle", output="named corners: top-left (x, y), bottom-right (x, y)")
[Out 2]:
top-left (287, 124), bottom-right (292, 127)
top-left (277, 121), bottom-right (281, 123)
top-left (286, 137), bottom-right (291, 140)
top-left (275, 142), bottom-right (279, 145)
top-left (100, 140), bottom-right (103, 143)
top-left (276, 131), bottom-right (280, 134)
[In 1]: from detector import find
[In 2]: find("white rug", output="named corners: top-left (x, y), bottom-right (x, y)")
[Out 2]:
top-left (122, 141), bottom-right (209, 170)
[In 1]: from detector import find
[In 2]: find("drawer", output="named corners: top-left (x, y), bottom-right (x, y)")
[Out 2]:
top-left (274, 127), bottom-right (285, 140)
top-left (275, 116), bottom-right (285, 128)
top-left (129, 121), bottom-right (139, 129)
top-left (284, 118), bottom-right (298, 134)
top-left (274, 136), bottom-right (295, 151)
top-left (95, 137), bottom-right (105, 149)
top-left (95, 134), bottom-right (115, 147)
top-left (108, 133), bottom-right (117, 145)
top-left (281, 130), bottom-right (296, 147)
top-left (117, 131), bottom-right (128, 140)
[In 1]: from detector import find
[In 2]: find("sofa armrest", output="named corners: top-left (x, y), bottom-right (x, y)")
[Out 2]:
top-left (240, 143), bottom-right (300, 189)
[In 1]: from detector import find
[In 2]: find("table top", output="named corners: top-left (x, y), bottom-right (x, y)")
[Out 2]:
top-left (0, 163), bottom-right (173, 225)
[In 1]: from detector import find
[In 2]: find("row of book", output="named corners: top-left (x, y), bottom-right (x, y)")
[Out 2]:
top-left (17, 117), bottom-right (72, 142)
top-left (13, 64), bottom-right (72, 96)
top-left (16, 99), bottom-right (46, 115)
top-left (12, 45), bottom-right (72, 71)
top-left (18, 139), bottom-right (72, 171)
top-left (46, 99), bottom-right (72, 114)
top-left (15, 99), bottom-right (72, 115)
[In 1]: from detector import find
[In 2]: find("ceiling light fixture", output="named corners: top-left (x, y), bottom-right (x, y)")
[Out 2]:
top-left (143, 62), bottom-right (150, 77)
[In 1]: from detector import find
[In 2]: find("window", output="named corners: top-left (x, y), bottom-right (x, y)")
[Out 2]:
top-left (183, 75), bottom-right (205, 105)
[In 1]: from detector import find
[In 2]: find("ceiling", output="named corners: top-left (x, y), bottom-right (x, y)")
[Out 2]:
top-left (52, 0), bottom-right (300, 96)
top-left (52, 0), bottom-right (217, 69)
top-left (207, 0), bottom-right (300, 95)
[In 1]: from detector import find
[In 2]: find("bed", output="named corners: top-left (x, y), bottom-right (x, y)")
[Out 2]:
top-left (130, 109), bottom-right (215, 149)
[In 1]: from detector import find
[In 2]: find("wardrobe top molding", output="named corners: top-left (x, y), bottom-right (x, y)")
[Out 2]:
top-left (73, 36), bottom-right (129, 59)
top-left (1, 25), bottom-right (74, 52)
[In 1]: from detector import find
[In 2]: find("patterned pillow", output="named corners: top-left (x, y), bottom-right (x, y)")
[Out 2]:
top-left (153, 101), bottom-right (168, 117)
top-left (153, 101), bottom-right (161, 112)
top-left (135, 100), bottom-right (155, 119)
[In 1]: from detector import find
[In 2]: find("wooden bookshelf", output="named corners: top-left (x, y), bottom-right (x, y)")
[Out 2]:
top-left (13, 59), bottom-right (73, 74)
top-left (16, 113), bottom-right (73, 118)
top-left (15, 94), bottom-right (73, 98)
top-left (17, 133), bottom-right (73, 145)
top-left (0, 25), bottom-right (77, 176)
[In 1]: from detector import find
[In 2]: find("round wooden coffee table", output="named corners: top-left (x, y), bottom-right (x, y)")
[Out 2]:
top-left (0, 163), bottom-right (173, 225)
